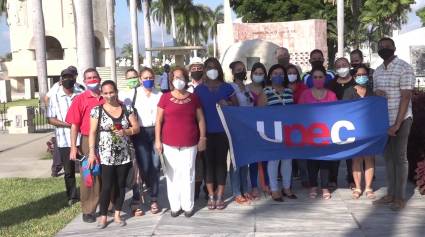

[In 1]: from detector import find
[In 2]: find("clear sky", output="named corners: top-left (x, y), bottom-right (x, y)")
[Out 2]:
top-left (0, 0), bottom-right (423, 56)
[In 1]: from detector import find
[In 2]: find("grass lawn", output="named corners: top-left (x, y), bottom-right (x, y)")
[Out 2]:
top-left (2, 99), bottom-right (40, 109)
top-left (0, 178), bottom-right (80, 237)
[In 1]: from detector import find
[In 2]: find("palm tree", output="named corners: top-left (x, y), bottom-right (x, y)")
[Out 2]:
top-left (141, 0), bottom-right (152, 67)
top-left (74, 0), bottom-right (96, 74)
top-left (127, 0), bottom-right (141, 71)
top-left (208, 5), bottom-right (223, 58)
top-left (0, 0), bottom-right (7, 16)
top-left (31, 0), bottom-right (48, 106)
top-left (106, 0), bottom-right (116, 82)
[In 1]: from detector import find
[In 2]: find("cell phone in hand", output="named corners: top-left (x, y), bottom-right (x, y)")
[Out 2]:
top-left (76, 154), bottom-right (87, 162)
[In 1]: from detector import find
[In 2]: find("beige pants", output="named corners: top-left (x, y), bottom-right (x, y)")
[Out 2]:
top-left (79, 136), bottom-right (101, 214)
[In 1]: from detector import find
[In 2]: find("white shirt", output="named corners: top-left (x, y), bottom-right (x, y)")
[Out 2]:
top-left (231, 83), bottom-right (254, 107)
top-left (47, 86), bottom-right (81, 147)
top-left (118, 88), bottom-right (137, 107)
top-left (134, 87), bottom-right (162, 127)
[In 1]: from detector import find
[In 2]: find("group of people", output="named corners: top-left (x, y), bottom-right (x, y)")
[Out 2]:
top-left (46, 37), bottom-right (415, 229)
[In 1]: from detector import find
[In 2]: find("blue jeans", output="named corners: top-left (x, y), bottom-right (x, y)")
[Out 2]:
top-left (133, 127), bottom-right (160, 200)
top-left (230, 164), bottom-right (249, 197)
top-left (249, 161), bottom-right (269, 188)
top-left (268, 159), bottom-right (292, 191)
top-left (296, 159), bottom-right (309, 183)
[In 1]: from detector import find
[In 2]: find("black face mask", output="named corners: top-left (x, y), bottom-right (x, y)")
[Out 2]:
top-left (311, 60), bottom-right (324, 68)
top-left (191, 71), bottom-right (203, 81)
top-left (234, 71), bottom-right (247, 81)
top-left (62, 79), bottom-right (76, 89)
top-left (378, 48), bottom-right (395, 60)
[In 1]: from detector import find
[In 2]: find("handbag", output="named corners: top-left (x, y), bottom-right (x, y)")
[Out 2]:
top-left (80, 155), bottom-right (101, 188)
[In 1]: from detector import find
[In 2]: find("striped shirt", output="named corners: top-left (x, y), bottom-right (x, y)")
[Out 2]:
top-left (47, 87), bottom-right (81, 148)
top-left (263, 87), bottom-right (294, 106)
top-left (373, 57), bottom-right (415, 125)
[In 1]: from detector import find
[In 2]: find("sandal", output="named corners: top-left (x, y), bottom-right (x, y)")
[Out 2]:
top-left (250, 188), bottom-right (261, 200)
top-left (235, 195), bottom-right (250, 205)
top-left (271, 191), bottom-right (283, 202)
top-left (244, 192), bottom-right (254, 201)
top-left (216, 196), bottom-right (226, 210)
top-left (309, 187), bottom-right (318, 199)
top-left (150, 201), bottom-right (160, 214)
top-left (352, 188), bottom-right (362, 199)
top-left (207, 195), bottom-right (216, 210)
top-left (364, 189), bottom-right (376, 199)
top-left (133, 208), bottom-right (144, 217)
top-left (322, 189), bottom-right (331, 200)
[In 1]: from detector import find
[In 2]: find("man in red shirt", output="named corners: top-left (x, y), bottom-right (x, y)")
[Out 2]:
top-left (66, 68), bottom-right (104, 223)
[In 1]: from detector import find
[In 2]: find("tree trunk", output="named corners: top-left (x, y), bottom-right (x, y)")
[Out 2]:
top-left (336, 0), bottom-right (344, 58)
top-left (130, 0), bottom-right (140, 71)
top-left (142, 0), bottom-right (152, 67)
top-left (74, 0), bottom-right (95, 77)
top-left (106, 0), bottom-right (116, 82)
top-left (31, 0), bottom-right (48, 106)
top-left (171, 4), bottom-right (177, 46)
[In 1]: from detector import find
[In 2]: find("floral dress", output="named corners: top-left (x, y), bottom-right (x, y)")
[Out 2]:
top-left (90, 105), bottom-right (133, 166)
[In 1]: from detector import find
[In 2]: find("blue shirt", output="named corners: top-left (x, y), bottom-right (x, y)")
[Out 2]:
top-left (195, 83), bottom-right (235, 133)
top-left (303, 70), bottom-right (336, 88)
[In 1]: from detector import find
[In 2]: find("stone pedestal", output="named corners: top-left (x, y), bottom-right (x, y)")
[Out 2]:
top-left (7, 106), bottom-right (35, 134)
top-left (24, 78), bottom-right (35, 99)
top-left (0, 80), bottom-right (12, 102)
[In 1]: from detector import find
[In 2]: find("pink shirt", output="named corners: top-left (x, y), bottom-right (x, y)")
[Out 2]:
top-left (298, 89), bottom-right (337, 104)
top-left (158, 92), bottom-right (201, 147)
top-left (65, 90), bottom-right (104, 136)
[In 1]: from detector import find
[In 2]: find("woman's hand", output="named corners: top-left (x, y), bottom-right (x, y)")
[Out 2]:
top-left (197, 138), bottom-right (207, 152)
top-left (155, 140), bottom-right (163, 154)
top-left (114, 129), bottom-right (125, 137)
top-left (88, 153), bottom-right (97, 169)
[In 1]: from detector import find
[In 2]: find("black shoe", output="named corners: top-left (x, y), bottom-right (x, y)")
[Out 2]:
top-left (170, 210), bottom-right (183, 217)
top-left (281, 191), bottom-right (298, 199)
top-left (51, 172), bottom-right (60, 177)
top-left (83, 214), bottom-right (96, 223)
top-left (68, 199), bottom-right (79, 206)
top-left (184, 209), bottom-right (194, 218)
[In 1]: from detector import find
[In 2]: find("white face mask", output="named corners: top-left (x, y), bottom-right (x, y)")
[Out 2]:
top-left (206, 69), bottom-right (219, 80)
top-left (252, 75), bottom-right (264, 83)
top-left (172, 79), bottom-right (186, 90)
top-left (288, 74), bottom-right (298, 83)
top-left (336, 67), bottom-right (350, 77)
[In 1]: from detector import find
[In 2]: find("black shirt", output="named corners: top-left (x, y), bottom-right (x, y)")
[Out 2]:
top-left (327, 77), bottom-right (356, 100)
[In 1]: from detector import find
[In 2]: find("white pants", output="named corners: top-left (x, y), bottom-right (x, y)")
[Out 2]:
top-left (163, 144), bottom-right (197, 212)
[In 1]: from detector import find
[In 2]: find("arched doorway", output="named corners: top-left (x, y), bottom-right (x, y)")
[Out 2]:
top-left (45, 36), bottom-right (64, 60)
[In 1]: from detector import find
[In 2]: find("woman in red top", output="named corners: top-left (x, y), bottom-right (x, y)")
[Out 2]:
top-left (155, 67), bottom-right (206, 218)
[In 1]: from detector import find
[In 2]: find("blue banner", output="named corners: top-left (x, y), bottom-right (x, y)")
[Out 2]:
top-left (217, 96), bottom-right (389, 167)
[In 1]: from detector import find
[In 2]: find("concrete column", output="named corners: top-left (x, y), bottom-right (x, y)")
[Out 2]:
top-left (337, 0), bottom-right (344, 58)
top-left (24, 78), bottom-right (35, 99)
top-left (0, 80), bottom-right (12, 102)
top-left (175, 55), bottom-right (185, 67)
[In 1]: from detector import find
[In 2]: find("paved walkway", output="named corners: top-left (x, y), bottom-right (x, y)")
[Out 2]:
top-left (0, 132), bottom-right (53, 178)
top-left (57, 163), bottom-right (425, 237)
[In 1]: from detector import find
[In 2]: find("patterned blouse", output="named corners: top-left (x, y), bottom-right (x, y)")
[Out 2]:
top-left (90, 105), bottom-right (133, 166)
top-left (263, 86), bottom-right (294, 106)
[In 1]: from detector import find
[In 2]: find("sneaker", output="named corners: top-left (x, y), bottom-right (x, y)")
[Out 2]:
top-left (170, 209), bottom-right (183, 217)
top-left (82, 214), bottom-right (96, 223)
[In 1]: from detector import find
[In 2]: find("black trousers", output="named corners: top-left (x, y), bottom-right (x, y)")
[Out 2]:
top-left (205, 132), bottom-right (229, 186)
top-left (52, 139), bottom-right (63, 174)
top-left (308, 160), bottom-right (332, 188)
top-left (329, 160), bottom-right (354, 184)
top-left (59, 147), bottom-right (78, 201)
top-left (99, 163), bottom-right (131, 216)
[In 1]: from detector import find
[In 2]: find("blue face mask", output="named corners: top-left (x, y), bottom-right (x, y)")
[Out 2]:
top-left (271, 75), bottom-right (284, 85)
top-left (355, 75), bottom-right (368, 85)
top-left (142, 80), bottom-right (154, 89)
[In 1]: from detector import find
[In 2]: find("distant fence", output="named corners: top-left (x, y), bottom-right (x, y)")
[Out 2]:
top-left (0, 103), bottom-right (54, 133)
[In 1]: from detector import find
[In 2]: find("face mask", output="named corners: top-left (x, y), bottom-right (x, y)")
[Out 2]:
top-left (278, 56), bottom-right (290, 66)
top-left (288, 74), bottom-right (298, 83)
top-left (62, 79), bottom-right (76, 89)
top-left (104, 95), bottom-right (118, 103)
top-left (127, 78), bottom-right (140, 89)
top-left (206, 69), bottom-right (219, 80)
top-left (86, 83), bottom-right (100, 92)
top-left (311, 60), bottom-right (324, 68)
top-left (191, 71), bottom-right (203, 81)
top-left (252, 75), bottom-right (264, 83)
top-left (336, 67), bottom-right (350, 77)
top-left (142, 80), bottom-right (154, 89)
top-left (234, 71), bottom-right (247, 81)
top-left (313, 79), bottom-right (325, 89)
top-left (355, 75), bottom-right (369, 85)
top-left (271, 75), bottom-right (284, 85)
top-left (172, 79), bottom-right (186, 90)
top-left (378, 48), bottom-right (395, 60)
